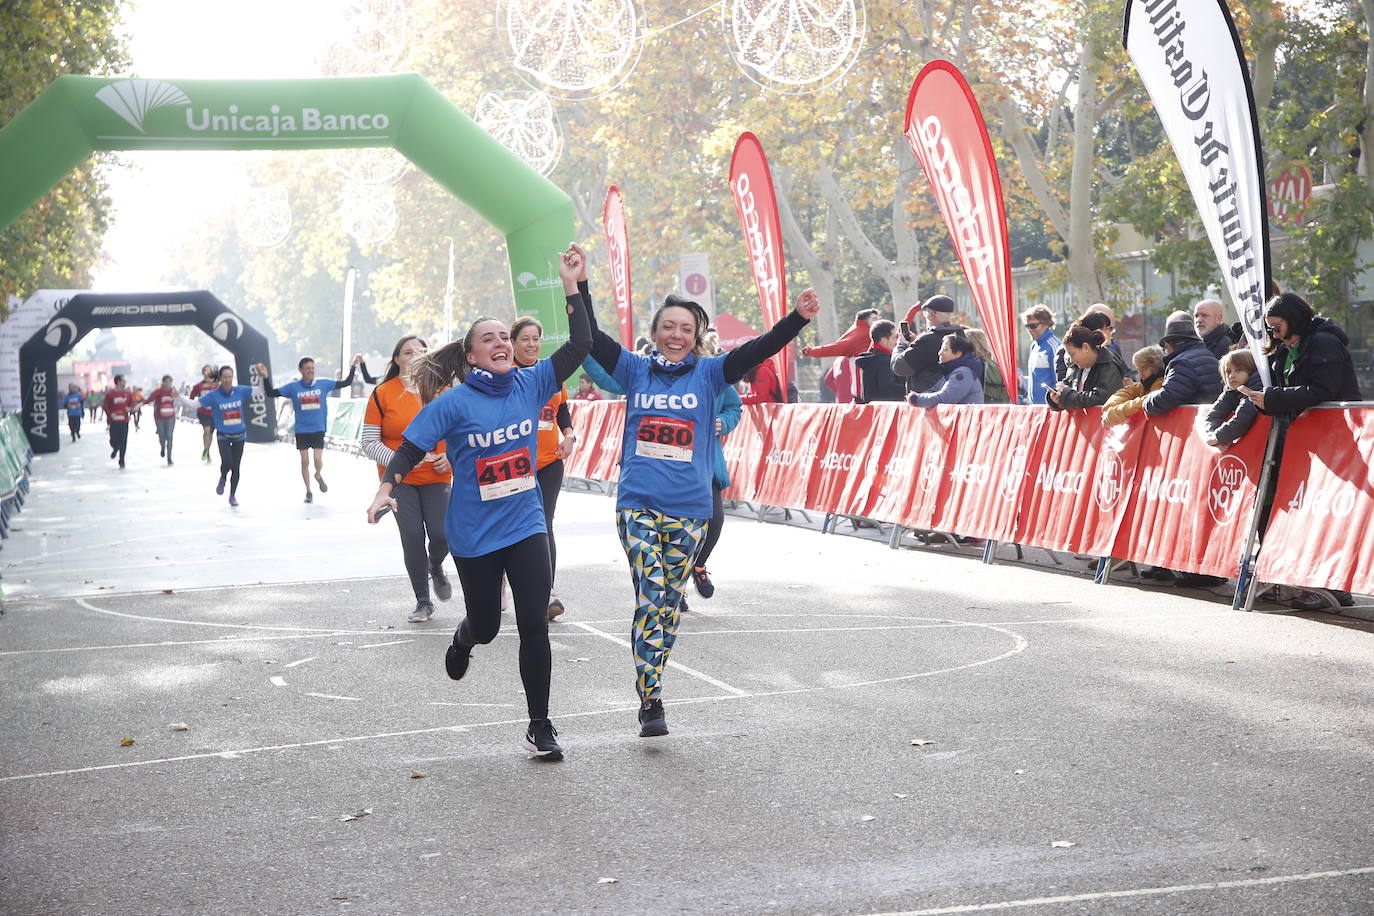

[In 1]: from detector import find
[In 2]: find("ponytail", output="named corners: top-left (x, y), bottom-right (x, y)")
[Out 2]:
top-left (405, 316), bottom-right (503, 403)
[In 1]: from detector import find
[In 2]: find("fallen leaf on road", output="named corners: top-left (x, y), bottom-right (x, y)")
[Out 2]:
top-left (597, 878), bottom-right (618, 885)
top-left (910, 739), bottom-right (934, 747)
top-left (409, 771), bottom-right (426, 779)
top-left (861, 815), bottom-right (877, 822)
top-left (1014, 769), bottom-right (1025, 775)
top-left (169, 723), bottom-right (189, 731)
top-left (339, 807), bottom-right (374, 823)
top-left (1050, 840), bottom-right (1076, 848)
top-left (162, 589), bottom-right (174, 594)
top-left (893, 793), bottom-right (908, 799)
top-left (120, 738), bottom-right (135, 746)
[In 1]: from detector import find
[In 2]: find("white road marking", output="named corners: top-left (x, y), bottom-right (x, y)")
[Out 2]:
top-left (864, 866), bottom-right (1374, 915)
top-left (354, 639), bottom-right (413, 650)
top-left (0, 633), bottom-right (355, 656)
top-left (269, 676), bottom-right (289, 687)
top-left (304, 693), bottom-right (362, 702)
top-left (282, 656), bottom-right (316, 669)
top-left (569, 620), bottom-right (751, 697)
top-left (428, 702), bottom-right (518, 708)
top-left (75, 597), bottom-right (360, 634)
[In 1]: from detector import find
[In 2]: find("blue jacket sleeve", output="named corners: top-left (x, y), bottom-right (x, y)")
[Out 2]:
top-left (908, 368), bottom-right (975, 407)
top-left (1143, 372), bottom-right (1191, 415)
top-left (580, 356), bottom-right (624, 395)
top-left (717, 385), bottom-right (743, 436)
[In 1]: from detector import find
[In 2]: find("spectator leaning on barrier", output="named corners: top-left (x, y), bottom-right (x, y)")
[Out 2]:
top-left (1193, 298), bottom-right (1236, 359)
top-left (964, 328), bottom-right (1010, 404)
top-left (893, 295), bottom-right (964, 395)
top-left (1055, 310), bottom-right (1115, 384)
top-left (854, 319), bottom-right (907, 403)
top-left (1085, 303), bottom-right (1124, 361)
top-left (740, 353), bottom-right (785, 404)
top-left (1021, 305), bottom-right (1061, 405)
top-left (1204, 350), bottom-right (1263, 448)
top-left (1047, 323), bottom-right (1128, 411)
top-left (1237, 292), bottom-right (1363, 417)
top-left (1143, 316), bottom-right (1222, 415)
top-left (907, 332), bottom-right (984, 407)
top-left (1102, 346), bottom-right (1166, 426)
top-left (803, 308), bottom-right (879, 405)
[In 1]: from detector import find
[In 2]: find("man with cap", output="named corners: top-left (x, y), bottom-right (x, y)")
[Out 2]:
top-left (1144, 312), bottom-right (1222, 416)
top-left (1193, 298), bottom-right (1235, 358)
top-left (891, 295), bottom-right (965, 395)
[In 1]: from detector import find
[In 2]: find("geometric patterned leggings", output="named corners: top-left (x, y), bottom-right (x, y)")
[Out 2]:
top-left (615, 508), bottom-right (707, 702)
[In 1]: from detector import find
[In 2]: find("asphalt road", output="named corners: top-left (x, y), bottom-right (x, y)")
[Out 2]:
top-left (2, 426), bottom-right (1372, 914)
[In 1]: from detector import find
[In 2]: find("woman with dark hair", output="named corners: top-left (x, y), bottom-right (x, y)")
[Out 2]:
top-left (510, 315), bottom-right (577, 621)
top-left (1238, 292), bottom-right (1362, 415)
top-left (574, 243), bottom-right (819, 738)
top-left (1047, 323), bottom-right (1128, 410)
top-left (907, 333), bottom-right (984, 406)
top-left (177, 364), bottom-right (268, 505)
top-left (361, 335), bottom-right (454, 623)
top-left (365, 249), bottom-right (591, 760)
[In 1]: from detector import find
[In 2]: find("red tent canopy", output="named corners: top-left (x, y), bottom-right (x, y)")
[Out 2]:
top-left (713, 312), bottom-right (760, 350)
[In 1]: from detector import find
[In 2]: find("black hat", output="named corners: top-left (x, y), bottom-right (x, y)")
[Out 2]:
top-left (1159, 317), bottom-right (1200, 346)
top-left (922, 295), bottom-right (955, 313)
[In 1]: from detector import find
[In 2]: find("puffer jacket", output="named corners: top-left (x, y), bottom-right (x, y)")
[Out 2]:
top-left (1049, 347), bottom-right (1127, 410)
top-left (1102, 374), bottom-right (1164, 426)
top-left (907, 352), bottom-right (985, 406)
top-left (1204, 372), bottom-right (1263, 446)
top-left (1143, 338), bottom-right (1222, 414)
top-left (1264, 316), bottom-right (1362, 415)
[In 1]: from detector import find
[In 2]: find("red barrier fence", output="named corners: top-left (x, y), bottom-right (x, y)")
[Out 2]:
top-left (568, 400), bottom-right (1365, 590)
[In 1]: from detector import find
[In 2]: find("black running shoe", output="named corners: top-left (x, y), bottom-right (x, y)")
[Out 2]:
top-left (444, 640), bottom-right (471, 680)
top-left (691, 566), bottom-right (715, 599)
top-left (431, 565), bottom-right (453, 601)
top-left (304, 491), bottom-right (313, 503)
top-left (638, 698), bottom-right (668, 737)
top-left (522, 718), bottom-right (564, 759)
top-left (677, 596), bottom-right (690, 613)
top-left (314, 472), bottom-right (328, 493)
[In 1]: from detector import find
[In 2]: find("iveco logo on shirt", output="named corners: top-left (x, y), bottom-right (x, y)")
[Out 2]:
top-left (468, 419), bottom-right (534, 448)
top-left (91, 304), bottom-right (196, 315)
top-left (633, 393), bottom-right (699, 411)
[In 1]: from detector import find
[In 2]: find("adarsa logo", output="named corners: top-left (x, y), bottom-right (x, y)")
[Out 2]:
top-left (909, 115), bottom-right (995, 287)
top-left (92, 303), bottom-right (196, 316)
top-left (732, 172), bottom-right (782, 308)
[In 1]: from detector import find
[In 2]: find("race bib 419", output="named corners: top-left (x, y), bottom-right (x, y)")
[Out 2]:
top-left (476, 448), bottom-right (535, 501)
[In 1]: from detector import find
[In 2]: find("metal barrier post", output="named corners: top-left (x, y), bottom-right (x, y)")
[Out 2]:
top-left (1232, 420), bottom-right (1282, 612)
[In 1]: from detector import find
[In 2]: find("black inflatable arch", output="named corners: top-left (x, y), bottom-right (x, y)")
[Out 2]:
top-left (20, 291), bottom-right (276, 453)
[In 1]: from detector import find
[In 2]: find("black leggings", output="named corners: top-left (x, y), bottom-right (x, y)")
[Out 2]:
top-left (217, 437), bottom-right (245, 495)
top-left (537, 459), bottom-right (564, 584)
top-left (109, 422), bottom-right (128, 461)
top-left (68, 415), bottom-right (81, 438)
top-left (453, 533), bottom-right (553, 720)
top-left (393, 482), bottom-right (450, 602)
top-left (697, 480), bottom-right (725, 568)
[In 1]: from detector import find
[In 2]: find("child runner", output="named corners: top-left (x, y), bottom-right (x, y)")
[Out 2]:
top-left (142, 375), bottom-right (180, 464)
top-left (365, 247), bottom-right (591, 760)
top-left (178, 364), bottom-right (267, 506)
top-left (102, 376), bottom-right (134, 468)
top-left (361, 335), bottom-right (455, 623)
top-left (574, 242), bottom-right (819, 737)
top-left (64, 384), bottom-right (84, 442)
top-left (510, 315), bottom-right (578, 621)
top-left (189, 365), bottom-right (219, 462)
top-left (263, 354), bottom-right (362, 502)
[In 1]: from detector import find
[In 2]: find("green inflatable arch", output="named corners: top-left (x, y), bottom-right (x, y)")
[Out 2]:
top-left (0, 74), bottom-right (574, 342)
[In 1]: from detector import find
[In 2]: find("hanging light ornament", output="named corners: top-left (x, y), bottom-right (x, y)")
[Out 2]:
top-left (475, 90), bottom-right (563, 177)
top-left (235, 182), bottom-right (293, 248)
top-left (725, 0), bottom-right (865, 94)
top-left (501, 0), bottom-right (644, 99)
top-left (328, 147), bottom-right (409, 185)
top-left (321, 0), bottom-right (409, 75)
top-left (339, 179), bottom-right (398, 247)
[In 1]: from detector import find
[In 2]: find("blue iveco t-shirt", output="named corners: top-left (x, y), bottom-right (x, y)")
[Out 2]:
top-left (276, 379), bottom-right (343, 434)
top-left (401, 360), bottom-right (557, 558)
top-left (198, 385), bottom-right (256, 439)
top-left (64, 392), bottom-right (84, 416)
top-left (611, 352), bottom-right (727, 520)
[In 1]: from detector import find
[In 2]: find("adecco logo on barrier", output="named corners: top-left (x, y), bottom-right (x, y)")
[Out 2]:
top-left (1094, 450), bottom-right (1125, 512)
top-left (1206, 454), bottom-right (1251, 525)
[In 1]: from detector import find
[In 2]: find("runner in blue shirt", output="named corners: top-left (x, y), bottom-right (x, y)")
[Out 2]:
top-left (178, 363), bottom-right (267, 507)
top-left (64, 384), bottom-right (85, 442)
top-left (573, 242), bottom-right (819, 738)
top-left (264, 354), bottom-right (364, 503)
top-left (365, 247), bottom-right (591, 761)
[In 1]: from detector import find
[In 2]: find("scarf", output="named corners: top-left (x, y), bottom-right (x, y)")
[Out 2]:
top-left (464, 366), bottom-right (515, 397)
top-left (649, 349), bottom-right (697, 375)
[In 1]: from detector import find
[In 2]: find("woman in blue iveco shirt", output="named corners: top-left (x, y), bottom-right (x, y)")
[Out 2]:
top-left (364, 248), bottom-right (591, 762)
top-left (572, 242), bottom-right (819, 739)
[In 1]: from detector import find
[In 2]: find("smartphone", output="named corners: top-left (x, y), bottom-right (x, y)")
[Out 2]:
top-left (373, 505), bottom-right (393, 521)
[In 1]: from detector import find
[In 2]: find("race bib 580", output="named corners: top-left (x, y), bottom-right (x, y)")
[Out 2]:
top-left (635, 415), bottom-right (694, 463)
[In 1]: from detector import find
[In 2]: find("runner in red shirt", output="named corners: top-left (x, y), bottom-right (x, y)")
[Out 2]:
top-left (188, 365), bottom-right (218, 463)
top-left (142, 374), bottom-right (180, 465)
top-left (102, 375), bottom-right (134, 468)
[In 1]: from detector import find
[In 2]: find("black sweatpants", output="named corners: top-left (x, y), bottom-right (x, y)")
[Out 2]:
top-left (109, 421), bottom-right (128, 462)
top-left (217, 436), bottom-right (245, 496)
top-left (537, 459), bottom-right (564, 583)
top-left (68, 415), bottom-right (81, 439)
top-left (452, 533), bottom-right (553, 720)
top-left (697, 480), bottom-right (725, 568)
top-left (393, 481), bottom-right (450, 602)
